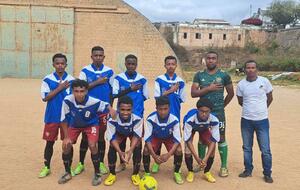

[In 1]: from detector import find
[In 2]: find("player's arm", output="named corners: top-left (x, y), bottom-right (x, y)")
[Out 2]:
top-left (237, 96), bottom-right (243, 106)
top-left (267, 91), bottom-right (273, 107)
top-left (191, 82), bottom-right (223, 98)
top-left (60, 101), bottom-right (72, 149)
top-left (162, 82), bottom-right (180, 96)
top-left (184, 122), bottom-right (202, 164)
top-left (88, 77), bottom-right (108, 90)
top-left (113, 84), bottom-right (142, 99)
top-left (224, 83), bottom-right (234, 108)
top-left (42, 81), bottom-right (69, 102)
top-left (265, 79), bottom-right (273, 107)
top-left (145, 120), bottom-right (163, 164)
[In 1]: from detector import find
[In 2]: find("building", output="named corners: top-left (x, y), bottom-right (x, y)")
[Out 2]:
top-left (0, 0), bottom-right (179, 79)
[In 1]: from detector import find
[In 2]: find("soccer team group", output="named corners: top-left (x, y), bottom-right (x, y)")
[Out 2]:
top-left (38, 46), bottom-right (273, 187)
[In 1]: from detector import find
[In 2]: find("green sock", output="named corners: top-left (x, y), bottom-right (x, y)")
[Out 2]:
top-left (218, 142), bottom-right (228, 168)
top-left (198, 142), bottom-right (207, 159)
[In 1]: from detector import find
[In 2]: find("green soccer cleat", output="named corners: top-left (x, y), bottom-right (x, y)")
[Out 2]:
top-left (38, 166), bottom-right (51, 178)
top-left (174, 172), bottom-right (184, 185)
top-left (151, 163), bottom-right (160, 173)
top-left (99, 162), bottom-right (108, 175)
top-left (74, 162), bottom-right (85, 175)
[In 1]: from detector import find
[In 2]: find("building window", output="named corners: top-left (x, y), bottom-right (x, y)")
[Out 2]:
top-left (209, 33), bottom-right (212, 39)
top-left (183, 32), bottom-right (187, 39)
top-left (238, 34), bottom-right (241, 41)
top-left (195, 33), bottom-right (201, 39)
top-left (223, 34), bottom-right (226, 40)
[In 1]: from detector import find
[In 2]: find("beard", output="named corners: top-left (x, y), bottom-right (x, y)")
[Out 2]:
top-left (207, 64), bottom-right (217, 71)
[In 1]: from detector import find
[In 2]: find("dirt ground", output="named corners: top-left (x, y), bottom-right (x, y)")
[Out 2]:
top-left (0, 78), bottom-right (300, 190)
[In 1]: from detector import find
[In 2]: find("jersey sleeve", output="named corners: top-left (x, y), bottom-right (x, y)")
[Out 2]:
top-left (108, 71), bottom-right (115, 88)
top-left (154, 80), bottom-right (161, 98)
top-left (142, 80), bottom-right (150, 100)
top-left (223, 72), bottom-right (232, 86)
top-left (97, 100), bottom-right (109, 113)
top-left (41, 80), bottom-right (50, 99)
top-left (144, 120), bottom-right (153, 143)
top-left (179, 81), bottom-right (186, 103)
top-left (236, 81), bottom-right (243, 97)
top-left (78, 71), bottom-right (87, 81)
top-left (192, 72), bottom-right (200, 84)
top-left (133, 118), bottom-right (143, 138)
top-left (106, 120), bottom-right (116, 142)
top-left (112, 78), bottom-right (120, 96)
top-left (60, 100), bottom-right (70, 122)
top-left (183, 121), bottom-right (193, 142)
top-left (264, 78), bottom-right (273, 94)
top-left (210, 115), bottom-right (220, 142)
top-left (172, 122), bottom-right (181, 143)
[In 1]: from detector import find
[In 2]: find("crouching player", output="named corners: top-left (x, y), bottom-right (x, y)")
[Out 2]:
top-left (104, 96), bottom-right (143, 186)
top-left (58, 79), bottom-right (116, 186)
top-left (184, 98), bottom-right (220, 183)
top-left (143, 96), bottom-right (184, 184)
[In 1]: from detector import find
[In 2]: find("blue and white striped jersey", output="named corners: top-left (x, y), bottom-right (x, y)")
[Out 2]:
top-left (106, 113), bottom-right (143, 142)
top-left (79, 64), bottom-right (114, 103)
top-left (144, 112), bottom-right (181, 143)
top-left (154, 73), bottom-right (186, 120)
top-left (41, 72), bottom-right (74, 124)
top-left (61, 94), bottom-right (109, 128)
top-left (113, 72), bottom-right (149, 117)
top-left (183, 109), bottom-right (220, 142)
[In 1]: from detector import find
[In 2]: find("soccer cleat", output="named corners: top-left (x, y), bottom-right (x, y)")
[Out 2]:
top-left (143, 172), bottom-right (151, 177)
top-left (38, 166), bottom-right (51, 178)
top-left (131, 174), bottom-right (141, 186)
top-left (74, 162), bottom-right (85, 175)
top-left (92, 173), bottom-right (102, 186)
top-left (204, 172), bottom-right (216, 183)
top-left (174, 172), bottom-right (184, 185)
top-left (238, 171), bottom-right (252, 178)
top-left (151, 163), bottom-right (160, 173)
top-left (104, 173), bottom-right (116, 186)
top-left (58, 172), bottom-right (72, 184)
top-left (99, 162), bottom-right (108, 175)
top-left (186, 171), bottom-right (194, 183)
top-left (71, 169), bottom-right (76, 177)
top-left (219, 167), bottom-right (229, 177)
top-left (115, 163), bottom-right (126, 173)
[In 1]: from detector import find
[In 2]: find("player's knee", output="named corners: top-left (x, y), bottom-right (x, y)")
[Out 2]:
top-left (175, 145), bottom-right (183, 155)
top-left (184, 153), bottom-right (192, 157)
top-left (88, 142), bottom-right (98, 154)
top-left (143, 145), bottom-right (149, 155)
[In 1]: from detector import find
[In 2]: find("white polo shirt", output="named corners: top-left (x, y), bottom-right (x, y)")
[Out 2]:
top-left (236, 76), bottom-right (273, 121)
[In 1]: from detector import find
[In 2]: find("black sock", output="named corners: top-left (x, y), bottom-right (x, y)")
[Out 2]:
top-left (204, 157), bottom-right (214, 173)
top-left (157, 144), bottom-right (162, 156)
top-left (108, 146), bottom-right (117, 175)
top-left (174, 154), bottom-right (183, 173)
top-left (79, 135), bottom-right (88, 164)
top-left (119, 139), bottom-right (126, 164)
top-left (62, 147), bottom-right (73, 173)
top-left (132, 146), bottom-right (142, 175)
top-left (98, 141), bottom-right (106, 162)
top-left (44, 141), bottom-right (55, 168)
top-left (185, 154), bottom-right (193, 172)
top-left (143, 154), bottom-right (151, 173)
top-left (91, 153), bottom-right (100, 174)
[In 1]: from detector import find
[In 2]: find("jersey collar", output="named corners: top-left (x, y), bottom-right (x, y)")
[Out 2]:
top-left (75, 95), bottom-right (89, 106)
top-left (53, 72), bottom-right (67, 81)
top-left (91, 63), bottom-right (104, 71)
top-left (125, 71), bottom-right (137, 80)
top-left (165, 73), bottom-right (177, 81)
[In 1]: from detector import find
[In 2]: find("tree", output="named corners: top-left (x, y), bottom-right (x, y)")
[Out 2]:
top-left (264, 0), bottom-right (299, 28)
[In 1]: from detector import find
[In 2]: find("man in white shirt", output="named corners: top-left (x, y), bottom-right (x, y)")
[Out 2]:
top-left (236, 60), bottom-right (273, 183)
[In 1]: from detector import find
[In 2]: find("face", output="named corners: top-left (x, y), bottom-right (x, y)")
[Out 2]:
top-left (91, 50), bottom-right (105, 65)
top-left (156, 104), bottom-right (170, 119)
top-left (245, 62), bottom-right (257, 78)
top-left (119, 103), bottom-right (132, 120)
top-left (73, 86), bottom-right (88, 103)
top-left (53, 57), bottom-right (67, 74)
top-left (197, 106), bottom-right (211, 121)
top-left (164, 59), bottom-right (177, 74)
top-left (205, 53), bottom-right (218, 71)
top-left (125, 58), bottom-right (137, 74)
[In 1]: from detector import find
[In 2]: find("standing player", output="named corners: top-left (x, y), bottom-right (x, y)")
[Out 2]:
top-left (112, 54), bottom-right (149, 173)
top-left (74, 46), bottom-right (114, 175)
top-left (191, 51), bottom-right (234, 177)
top-left (58, 79), bottom-right (116, 186)
top-left (104, 96), bottom-right (143, 186)
top-left (38, 53), bottom-right (74, 178)
top-left (183, 98), bottom-right (220, 183)
top-left (153, 55), bottom-right (186, 173)
top-left (143, 96), bottom-right (184, 185)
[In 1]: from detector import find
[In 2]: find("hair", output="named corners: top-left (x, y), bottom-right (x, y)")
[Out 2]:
top-left (164, 55), bottom-right (177, 63)
top-left (118, 96), bottom-right (133, 107)
top-left (91, 46), bottom-right (104, 54)
top-left (71, 79), bottom-right (89, 89)
top-left (155, 96), bottom-right (170, 106)
top-left (125, 54), bottom-right (138, 62)
top-left (206, 50), bottom-right (218, 58)
top-left (52, 53), bottom-right (67, 63)
top-left (196, 98), bottom-right (213, 110)
top-left (244, 60), bottom-right (257, 68)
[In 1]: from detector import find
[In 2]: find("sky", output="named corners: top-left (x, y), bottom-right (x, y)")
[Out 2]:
top-left (123, 0), bottom-right (276, 25)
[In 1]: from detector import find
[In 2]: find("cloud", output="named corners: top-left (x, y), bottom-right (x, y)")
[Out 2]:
top-left (124, 0), bottom-right (274, 24)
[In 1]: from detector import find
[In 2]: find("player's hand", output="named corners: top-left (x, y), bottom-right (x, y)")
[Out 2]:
top-left (159, 153), bottom-right (170, 163)
top-left (58, 81), bottom-right (70, 91)
top-left (170, 82), bottom-right (179, 93)
top-left (97, 77), bottom-right (108, 84)
top-left (153, 154), bottom-right (163, 164)
top-left (195, 156), bottom-right (202, 165)
top-left (207, 83), bottom-right (223, 92)
top-left (119, 151), bottom-right (128, 164)
top-left (125, 150), bottom-right (133, 163)
top-left (200, 159), bottom-right (207, 169)
top-left (62, 137), bottom-right (72, 150)
top-left (130, 83), bottom-right (142, 91)
top-left (109, 108), bottom-right (117, 119)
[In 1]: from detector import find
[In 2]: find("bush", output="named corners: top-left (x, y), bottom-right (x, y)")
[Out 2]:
top-left (245, 41), bottom-right (260, 54)
top-left (257, 56), bottom-right (300, 72)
